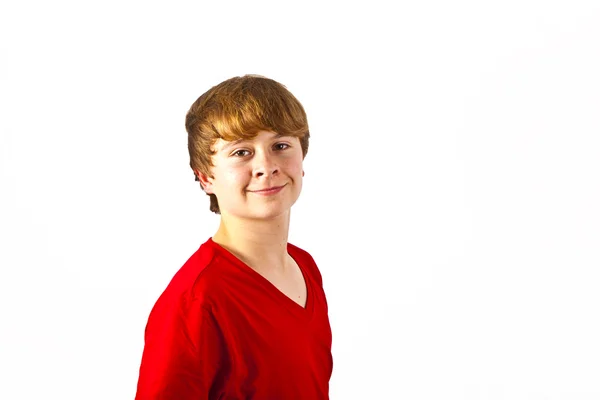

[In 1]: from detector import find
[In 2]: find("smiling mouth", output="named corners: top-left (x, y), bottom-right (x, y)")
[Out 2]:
top-left (248, 184), bottom-right (287, 195)
top-left (250, 184), bottom-right (286, 193)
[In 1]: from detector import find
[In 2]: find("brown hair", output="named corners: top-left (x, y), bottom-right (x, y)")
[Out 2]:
top-left (185, 75), bottom-right (310, 214)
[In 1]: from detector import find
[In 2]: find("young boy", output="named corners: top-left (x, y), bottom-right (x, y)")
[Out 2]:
top-left (135, 75), bottom-right (333, 399)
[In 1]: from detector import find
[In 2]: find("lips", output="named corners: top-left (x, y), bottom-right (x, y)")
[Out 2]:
top-left (250, 184), bottom-right (285, 192)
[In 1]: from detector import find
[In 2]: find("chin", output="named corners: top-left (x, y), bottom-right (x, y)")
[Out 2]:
top-left (251, 201), bottom-right (298, 221)
top-left (254, 201), bottom-right (295, 219)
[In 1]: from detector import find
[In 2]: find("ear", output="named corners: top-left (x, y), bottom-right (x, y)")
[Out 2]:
top-left (194, 169), bottom-right (215, 194)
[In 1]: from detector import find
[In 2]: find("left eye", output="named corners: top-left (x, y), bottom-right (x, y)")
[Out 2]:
top-left (274, 143), bottom-right (290, 151)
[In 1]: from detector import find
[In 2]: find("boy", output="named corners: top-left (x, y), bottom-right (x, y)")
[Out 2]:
top-left (135, 75), bottom-right (333, 399)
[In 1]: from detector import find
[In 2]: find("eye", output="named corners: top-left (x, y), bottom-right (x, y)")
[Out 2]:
top-left (232, 149), bottom-right (251, 157)
top-left (274, 143), bottom-right (290, 151)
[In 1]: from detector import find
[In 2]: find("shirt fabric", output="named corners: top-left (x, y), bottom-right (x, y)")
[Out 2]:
top-left (135, 237), bottom-right (333, 399)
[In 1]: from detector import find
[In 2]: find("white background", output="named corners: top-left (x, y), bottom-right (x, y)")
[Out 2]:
top-left (1, 0), bottom-right (599, 399)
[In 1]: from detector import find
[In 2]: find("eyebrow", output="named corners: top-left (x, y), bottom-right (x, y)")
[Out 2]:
top-left (221, 133), bottom-right (288, 152)
top-left (221, 139), bottom-right (244, 151)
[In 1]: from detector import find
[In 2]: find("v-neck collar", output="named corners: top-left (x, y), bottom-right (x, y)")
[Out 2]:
top-left (207, 237), bottom-right (315, 320)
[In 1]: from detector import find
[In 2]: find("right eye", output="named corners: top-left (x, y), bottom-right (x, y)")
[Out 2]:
top-left (232, 150), bottom-right (250, 157)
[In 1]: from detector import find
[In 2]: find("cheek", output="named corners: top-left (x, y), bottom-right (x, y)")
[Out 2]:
top-left (284, 152), bottom-right (304, 175)
top-left (290, 164), bottom-right (303, 177)
top-left (222, 168), bottom-right (249, 189)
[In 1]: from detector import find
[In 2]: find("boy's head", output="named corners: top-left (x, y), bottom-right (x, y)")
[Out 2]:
top-left (185, 75), bottom-right (310, 214)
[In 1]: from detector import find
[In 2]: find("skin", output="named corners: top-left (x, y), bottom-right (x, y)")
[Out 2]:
top-left (195, 130), bottom-right (306, 276)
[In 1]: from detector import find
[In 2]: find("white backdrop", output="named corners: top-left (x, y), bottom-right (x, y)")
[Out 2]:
top-left (1, 1), bottom-right (599, 399)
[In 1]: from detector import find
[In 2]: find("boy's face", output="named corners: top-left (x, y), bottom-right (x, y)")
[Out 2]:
top-left (197, 130), bottom-right (304, 220)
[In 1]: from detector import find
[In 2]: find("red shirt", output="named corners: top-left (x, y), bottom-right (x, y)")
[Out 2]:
top-left (135, 237), bottom-right (333, 399)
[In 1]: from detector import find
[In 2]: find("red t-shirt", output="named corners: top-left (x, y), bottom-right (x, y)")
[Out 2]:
top-left (135, 237), bottom-right (333, 399)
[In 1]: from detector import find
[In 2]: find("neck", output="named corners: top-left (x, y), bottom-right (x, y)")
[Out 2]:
top-left (212, 210), bottom-right (292, 273)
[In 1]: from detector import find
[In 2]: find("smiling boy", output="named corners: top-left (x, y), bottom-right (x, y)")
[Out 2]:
top-left (135, 75), bottom-right (333, 399)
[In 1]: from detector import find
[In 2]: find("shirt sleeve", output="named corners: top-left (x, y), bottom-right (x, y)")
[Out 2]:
top-left (135, 292), bottom-right (226, 399)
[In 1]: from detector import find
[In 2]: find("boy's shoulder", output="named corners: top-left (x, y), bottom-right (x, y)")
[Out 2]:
top-left (287, 241), bottom-right (323, 286)
top-left (156, 238), bottom-right (225, 309)
top-left (286, 241), bottom-right (311, 259)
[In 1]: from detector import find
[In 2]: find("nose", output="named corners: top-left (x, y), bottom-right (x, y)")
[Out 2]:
top-left (253, 149), bottom-right (279, 178)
